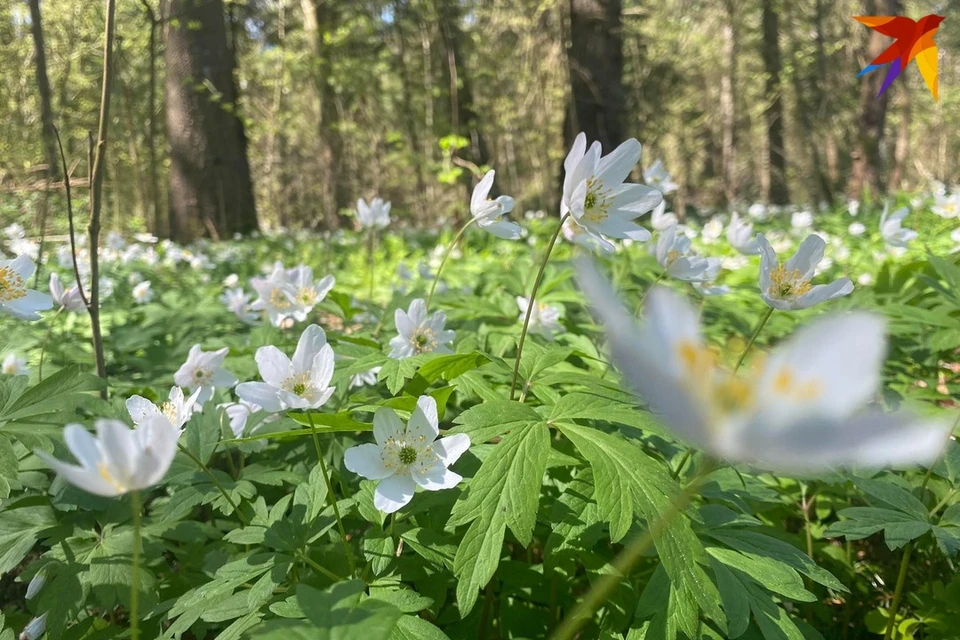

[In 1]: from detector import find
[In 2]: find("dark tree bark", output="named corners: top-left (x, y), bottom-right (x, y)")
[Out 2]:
top-left (140, 0), bottom-right (164, 236)
top-left (392, 0), bottom-right (428, 207)
top-left (849, 0), bottom-right (900, 198)
top-left (761, 0), bottom-right (789, 205)
top-left (301, 0), bottom-right (349, 228)
top-left (27, 0), bottom-right (59, 180)
top-left (720, 0), bottom-right (737, 204)
top-left (165, 0), bottom-right (258, 241)
top-left (565, 0), bottom-right (625, 151)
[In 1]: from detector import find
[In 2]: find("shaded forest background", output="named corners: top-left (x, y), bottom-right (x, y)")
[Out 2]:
top-left (1, 0), bottom-right (959, 242)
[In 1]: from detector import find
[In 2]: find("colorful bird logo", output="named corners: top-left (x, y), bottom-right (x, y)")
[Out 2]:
top-left (855, 14), bottom-right (945, 101)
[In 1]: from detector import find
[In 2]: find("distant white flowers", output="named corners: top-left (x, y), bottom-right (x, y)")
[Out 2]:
top-left (650, 202), bottom-right (678, 231)
top-left (344, 396), bottom-right (470, 513)
top-left (0, 256), bottom-right (52, 321)
top-left (132, 280), bottom-right (153, 304)
top-left (517, 296), bottom-right (563, 339)
top-left (2, 353), bottom-right (28, 377)
top-left (757, 234), bottom-right (853, 311)
top-left (643, 159), bottom-right (678, 195)
top-left (222, 288), bottom-right (258, 324)
top-left (37, 417), bottom-right (179, 496)
top-left (561, 133), bottom-right (663, 253)
top-left (236, 324), bottom-right (336, 412)
top-left (126, 385), bottom-right (201, 433)
top-left (174, 344), bottom-right (238, 405)
top-left (932, 190), bottom-right (959, 219)
top-left (470, 170), bottom-right (521, 239)
top-left (250, 262), bottom-right (335, 327)
top-left (49, 273), bottom-right (86, 312)
top-left (357, 197), bottom-right (391, 229)
top-left (578, 264), bottom-right (952, 471)
top-left (848, 222), bottom-right (866, 237)
top-left (390, 299), bottom-right (455, 358)
top-left (879, 206), bottom-right (918, 248)
top-left (655, 225), bottom-right (721, 283)
top-left (791, 210), bottom-right (813, 230)
top-left (727, 212), bottom-right (760, 255)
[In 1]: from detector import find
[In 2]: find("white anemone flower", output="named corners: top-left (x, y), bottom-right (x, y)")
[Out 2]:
top-left (49, 273), bottom-right (86, 312)
top-left (848, 200), bottom-right (861, 216)
top-left (577, 264), bottom-right (953, 471)
top-left (848, 222), bottom-right (866, 237)
top-left (132, 281), bottom-right (153, 304)
top-left (643, 159), bottom-right (679, 195)
top-left (932, 192), bottom-right (960, 219)
top-left (655, 225), bottom-right (722, 283)
top-left (344, 396), bottom-right (470, 513)
top-left (727, 212), bottom-right (760, 255)
top-left (748, 203), bottom-right (769, 221)
top-left (791, 210), bottom-right (813, 230)
top-left (350, 366), bottom-right (382, 389)
top-left (250, 262), bottom-right (297, 327)
top-left (650, 201), bottom-right (678, 231)
top-left (2, 353), bottom-right (28, 377)
top-left (389, 299), bottom-right (455, 359)
top-left (561, 133), bottom-right (663, 253)
top-left (757, 234), bottom-right (853, 311)
top-left (236, 324), bottom-right (336, 412)
top-left (471, 170), bottom-right (521, 240)
top-left (357, 197), bottom-right (391, 229)
top-left (126, 386), bottom-right (201, 433)
top-left (219, 399), bottom-right (276, 438)
top-left (286, 265), bottom-right (335, 322)
top-left (36, 416), bottom-right (179, 496)
top-left (0, 256), bottom-right (52, 320)
top-left (174, 344), bottom-right (238, 405)
top-left (221, 288), bottom-right (258, 324)
top-left (517, 296), bottom-right (563, 339)
top-left (701, 217), bottom-right (724, 244)
top-left (880, 206), bottom-right (918, 248)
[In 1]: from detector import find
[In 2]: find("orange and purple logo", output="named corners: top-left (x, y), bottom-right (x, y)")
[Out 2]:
top-left (855, 14), bottom-right (944, 100)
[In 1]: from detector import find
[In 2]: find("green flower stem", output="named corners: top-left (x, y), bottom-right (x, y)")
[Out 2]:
top-left (177, 444), bottom-right (249, 526)
top-left (426, 217), bottom-right (476, 311)
top-left (305, 411), bottom-right (356, 576)
top-left (130, 490), bottom-right (142, 640)
top-left (368, 230), bottom-right (377, 301)
top-left (510, 213), bottom-right (570, 400)
top-left (551, 459), bottom-right (716, 640)
top-left (883, 542), bottom-right (913, 640)
top-left (38, 306), bottom-right (64, 381)
top-left (733, 306), bottom-right (774, 373)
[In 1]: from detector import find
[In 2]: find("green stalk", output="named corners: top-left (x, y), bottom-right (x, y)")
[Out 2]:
top-left (733, 306), bottom-right (774, 373)
top-left (130, 490), bottom-right (142, 640)
top-left (426, 218), bottom-right (475, 310)
top-left (306, 411), bottom-right (356, 575)
top-left (551, 460), bottom-right (716, 640)
top-left (177, 443), bottom-right (249, 526)
top-left (510, 213), bottom-right (570, 400)
top-left (368, 230), bottom-right (377, 301)
top-left (883, 543), bottom-right (913, 640)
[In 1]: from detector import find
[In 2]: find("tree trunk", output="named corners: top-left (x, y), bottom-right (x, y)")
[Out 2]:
top-left (165, 0), bottom-right (258, 241)
top-left (761, 0), bottom-right (789, 205)
top-left (141, 1), bottom-right (163, 236)
top-left (301, 0), bottom-right (349, 228)
top-left (27, 0), bottom-right (59, 180)
top-left (888, 85), bottom-right (910, 191)
top-left (565, 0), bottom-right (625, 151)
top-left (848, 0), bottom-right (899, 199)
top-left (720, 0), bottom-right (737, 204)
top-left (392, 0), bottom-right (428, 211)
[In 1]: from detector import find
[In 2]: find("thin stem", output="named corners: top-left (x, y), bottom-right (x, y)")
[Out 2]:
top-left (368, 230), bottom-right (376, 301)
top-left (671, 450), bottom-right (692, 480)
top-left (177, 443), bottom-right (249, 526)
top-left (733, 306), bottom-right (774, 373)
top-left (930, 489), bottom-right (958, 517)
top-left (38, 307), bottom-right (63, 380)
top-left (551, 460), bottom-right (716, 640)
top-left (52, 126), bottom-right (88, 308)
top-left (883, 543), bottom-right (913, 640)
top-left (130, 490), bottom-right (142, 640)
top-left (305, 411), bottom-right (356, 575)
top-left (632, 271), bottom-right (665, 317)
top-left (510, 213), bottom-right (570, 400)
top-left (426, 218), bottom-right (475, 310)
top-left (297, 550), bottom-right (342, 582)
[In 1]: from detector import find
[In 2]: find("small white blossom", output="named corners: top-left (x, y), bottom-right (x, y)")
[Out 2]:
top-left (727, 212), bottom-right (760, 255)
top-left (757, 234), bottom-right (853, 311)
top-left (643, 159), bottom-right (678, 195)
top-left (655, 226), bottom-right (721, 283)
top-left (389, 299), bottom-right (455, 359)
top-left (174, 344), bottom-right (238, 405)
top-left (701, 217), bottom-right (724, 244)
top-left (126, 386), bottom-right (201, 433)
top-left (517, 296), bottom-right (564, 339)
top-left (880, 206), bottom-right (918, 248)
top-left (848, 200), bottom-right (860, 216)
top-left (223, 273), bottom-right (240, 288)
top-left (49, 273), bottom-right (86, 312)
top-left (350, 367), bottom-right (382, 389)
top-left (221, 288), bottom-right (258, 324)
top-left (650, 201), bottom-right (678, 231)
top-left (932, 191), bottom-right (960, 219)
top-left (848, 222), bottom-right (866, 237)
top-left (791, 210), bottom-right (813, 230)
top-left (357, 197), bottom-right (391, 229)
top-left (286, 265), bottom-right (335, 322)
top-left (470, 170), bottom-right (521, 239)
top-left (251, 262), bottom-right (297, 327)
top-left (2, 353), bottom-right (28, 377)
top-left (132, 281), bottom-right (153, 304)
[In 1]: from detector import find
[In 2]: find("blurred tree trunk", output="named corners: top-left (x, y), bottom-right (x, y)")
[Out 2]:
top-left (301, 0), bottom-right (349, 228)
top-left (165, 0), bottom-right (258, 241)
top-left (720, 0), bottom-right (737, 204)
top-left (140, 0), bottom-right (164, 236)
top-left (565, 0), bottom-right (625, 150)
top-left (889, 86), bottom-right (910, 191)
top-left (393, 0), bottom-right (428, 212)
top-left (27, 0), bottom-right (59, 180)
top-left (849, 0), bottom-right (899, 199)
top-left (761, 0), bottom-right (789, 205)
top-left (812, 0), bottom-right (835, 204)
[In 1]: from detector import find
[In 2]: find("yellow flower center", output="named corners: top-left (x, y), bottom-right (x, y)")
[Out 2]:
top-left (398, 446), bottom-right (418, 464)
top-left (410, 327), bottom-right (438, 354)
top-left (269, 287), bottom-right (292, 310)
top-left (0, 266), bottom-right (26, 303)
top-left (768, 265), bottom-right (812, 300)
top-left (97, 462), bottom-right (128, 493)
top-left (665, 249), bottom-right (681, 266)
top-left (582, 177), bottom-right (613, 224)
top-left (296, 288), bottom-right (317, 306)
top-left (159, 402), bottom-right (179, 425)
top-left (283, 372), bottom-right (311, 397)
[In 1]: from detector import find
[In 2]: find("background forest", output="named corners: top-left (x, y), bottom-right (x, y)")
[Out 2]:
top-left (2, 0), bottom-right (959, 239)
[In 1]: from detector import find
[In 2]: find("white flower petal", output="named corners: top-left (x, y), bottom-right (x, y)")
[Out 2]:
top-left (373, 407), bottom-right (405, 447)
top-left (412, 462), bottom-right (462, 491)
top-left (292, 325), bottom-right (327, 373)
top-left (235, 382), bottom-right (285, 413)
top-left (256, 346), bottom-right (292, 387)
top-left (434, 433), bottom-right (470, 466)
top-left (407, 396), bottom-right (439, 441)
top-left (374, 474), bottom-right (416, 513)
top-left (344, 443), bottom-right (393, 480)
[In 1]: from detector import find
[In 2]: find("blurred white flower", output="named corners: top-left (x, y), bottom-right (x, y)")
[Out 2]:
top-left (8, 237), bottom-right (39, 260)
top-left (643, 159), bottom-right (678, 195)
top-left (223, 273), bottom-right (240, 288)
top-left (25, 571), bottom-right (45, 600)
top-left (350, 366), bottom-right (382, 389)
top-left (106, 231), bottom-right (126, 251)
top-left (791, 210), bottom-right (813, 230)
top-left (470, 170), bottom-right (521, 239)
top-left (219, 399), bottom-right (275, 438)
top-left (21, 614), bottom-right (46, 640)
top-left (251, 262), bottom-right (296, 327)
top-left (37, 417), bottom-right (178, 496)
top-left (0, 256), bottom-right (52, 320)
top-left (848, 200), bottom-right (860, 216)
top-left (4, 223), bottom-right (25, 240)
top-left (132, 281), bottom-right (153, 304)
top-left (757, 234), bottom-right (853, 311)
top-left (128, 271), bottom-right (144, 286)
top-left (561, 132), bottom-right (662, 253)
top-left (578, 264), bottom-right (952, 471)
top-left (650, 201), bottom-right (678, 231)
top-left (134, 232), bottom-right (158, 244)
top-left (2, 353), bottom-right (28, 377)
top-left (126, 386), bottom-right (201, 433)
top-left (286, 265), bottom-right (335, 322)
top-left (857, 273), bottom-right (874, 286)
top-left (655, 225), bottom-right (721, 283)
top-left (49, 272), bottom-right (86, 312)
top-left (357, 197), bottom-right (391, 229)
top-left (389, 299), bottom-right (455, 359)
top-left (932, 192), bottom-right (959, 219)
top-left (344, 396), bottom-right (470, 513)
top-left (848, 222), bottom-right (866, 237)
top-left (517, 296), bottom-right (563, 339)
top-left (221, 288), bottom-right (258, 324)
top-left (174, 344), bottom-right (238, 405)
top-left (880, 206), bottom-right (918, 248)
top-left (701, 217), bottom-right (724, 244)
top-left (747, 203), bottom-right (769, 221)
top-left (727, 212), bottom-right (759, 255)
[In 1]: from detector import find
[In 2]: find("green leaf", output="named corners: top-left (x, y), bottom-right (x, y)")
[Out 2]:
top-left (517, 343), bottom-right (572, 383)
top-left (415, 351), bottom-right (489, 383)
top-left (296, 581), bottom-right (402, 640)
top-left (289, 411), bottom-right (373, 433)
top-left (391, 615), bottom-right (450, 640)
top-left (710, 559), bottom-right (751, 638)
top-left (363, 531), bottom-right (395, 577)
top-left (449, 399), bottom-right (541, 443)
top-left (852, 477), bottom-right (929, 521)
top-left (0, 505), bottom-right (56, 574)
top-left (825, 507), bottom-right (932, 550)
top-left (548, 392), bottom-right (668, 438)
top-left (707, 547), bottom-right (815, 602)
top-left (1, 365), bottom-right (105, 422)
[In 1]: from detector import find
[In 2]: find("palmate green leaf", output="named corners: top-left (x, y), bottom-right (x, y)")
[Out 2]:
top-left (825, 507), bottom-right (932, 550)
top-left (548, 392), bottom-right (669, 438)
top-left (635, 564), bottom-right (700, 640)
top-left (296, 581), bottom-right (403, 640)
top-left (0, 436), bottom-right (17, 499)
top-left (378, 356), bottom-right (428, 395)
top-left (852, 477), bottom-right (930, 521)
top-left (517, 343), bottom-right (572, 383)
top-left (416, 351), bottom-right (490, 383)
top-left (0, 504), bottom-right (57, 575)
top-left (554, 423), bottom-right (726, 632)
top-left (0, 364), bottom-right (105, 423)
top-left (449, 398), bottom-right (542, 443)
top-left (448, 420), bottom-right (550, 614)
top-left (707, 547), bottom-right (815, 602)
top-left (390, 615), bottom-right (451, 640)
